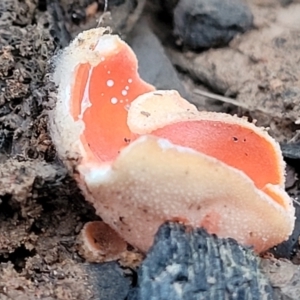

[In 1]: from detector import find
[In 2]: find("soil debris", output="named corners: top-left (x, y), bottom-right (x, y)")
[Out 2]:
top-left (0, 1), bottom-right (101, 298)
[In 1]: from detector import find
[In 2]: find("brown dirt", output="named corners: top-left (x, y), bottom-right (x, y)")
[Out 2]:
top-left (1, 0), bottom-right (300, 299)
top-left (0, 0), bottom-right (100, 298)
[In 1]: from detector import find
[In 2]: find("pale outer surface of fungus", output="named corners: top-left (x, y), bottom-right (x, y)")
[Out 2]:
top-left (81, 136), bottom-right (294, 253)
top-left (50, 28), bottom-right (295, 254)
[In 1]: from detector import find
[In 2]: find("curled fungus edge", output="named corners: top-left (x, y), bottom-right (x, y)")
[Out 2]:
top-left (50, 28), bottom-right (295, 255)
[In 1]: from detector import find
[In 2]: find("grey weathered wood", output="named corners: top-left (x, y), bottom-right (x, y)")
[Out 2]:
top-left (128, 222), bottom-right (273, 300)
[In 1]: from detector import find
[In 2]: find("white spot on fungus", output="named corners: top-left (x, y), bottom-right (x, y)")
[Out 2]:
top-left (128, 78), bottom-right (133, 83)
top-left (122, 90), bottom-right (127, 96)
top-left (107, 79), bottom-right (114, 87)
top-left (111, 97), bottom-right (118, 104)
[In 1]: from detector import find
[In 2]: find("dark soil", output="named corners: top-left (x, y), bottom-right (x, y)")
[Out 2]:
top-left (1, 0), bottom-right (300, 299)
top-left (0, 0), bottom-right (102, 298)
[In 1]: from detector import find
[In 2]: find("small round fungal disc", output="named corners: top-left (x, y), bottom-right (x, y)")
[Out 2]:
top-left (78, 221), bottom-right (127, 263)
top-left (50, 28), bottom-right (295, 254)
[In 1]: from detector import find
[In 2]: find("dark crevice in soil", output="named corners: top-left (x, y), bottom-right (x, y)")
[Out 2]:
top-left (0, 245), bottom-right (36, 273)
top-left (0, 194), bottom-right (15, 219)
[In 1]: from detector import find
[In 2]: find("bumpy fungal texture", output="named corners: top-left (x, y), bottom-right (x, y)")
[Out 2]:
top-left (51, 28), bottom-right (295, 255)
top-left (80, 136), bottom-right (293, 253)
top-left (127, 90), bottom-right (198, 134)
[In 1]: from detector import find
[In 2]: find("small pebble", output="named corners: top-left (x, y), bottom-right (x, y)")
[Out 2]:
top-left (174, 0), bottom-right (253, 49)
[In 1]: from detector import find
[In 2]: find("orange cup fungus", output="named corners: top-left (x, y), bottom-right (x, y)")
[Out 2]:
top-left (51, 28), bottom-right (295, 254)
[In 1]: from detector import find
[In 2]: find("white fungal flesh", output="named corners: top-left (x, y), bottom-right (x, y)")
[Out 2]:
top-left (80, 164), bottom-right (112, 185)
top-left (79, 68), bottom-right (93, 119)
top-left (94, 34), bottom-right (119, 54)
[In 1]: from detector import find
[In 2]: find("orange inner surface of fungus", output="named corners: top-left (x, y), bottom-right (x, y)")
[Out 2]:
top-left (151, 121), bottom-right (281, 190)
top-left (71, 45), bottom-right (154, 162)
top-left (70, 39), bottom-right (283, 207)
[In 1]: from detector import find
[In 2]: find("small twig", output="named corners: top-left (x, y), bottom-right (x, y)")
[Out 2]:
top-left (193, 89), bottom-right (283, 119)
top-left (193, 89), bottom-right (249, 110)
top-left (293, 197), bottom-right (300, 207)
top-left (97, 0), bottom-right (110, 28)
top-left (103, 0), bottom-right (108, 12)
top-left (287, 130), bottom-right (300, 144)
